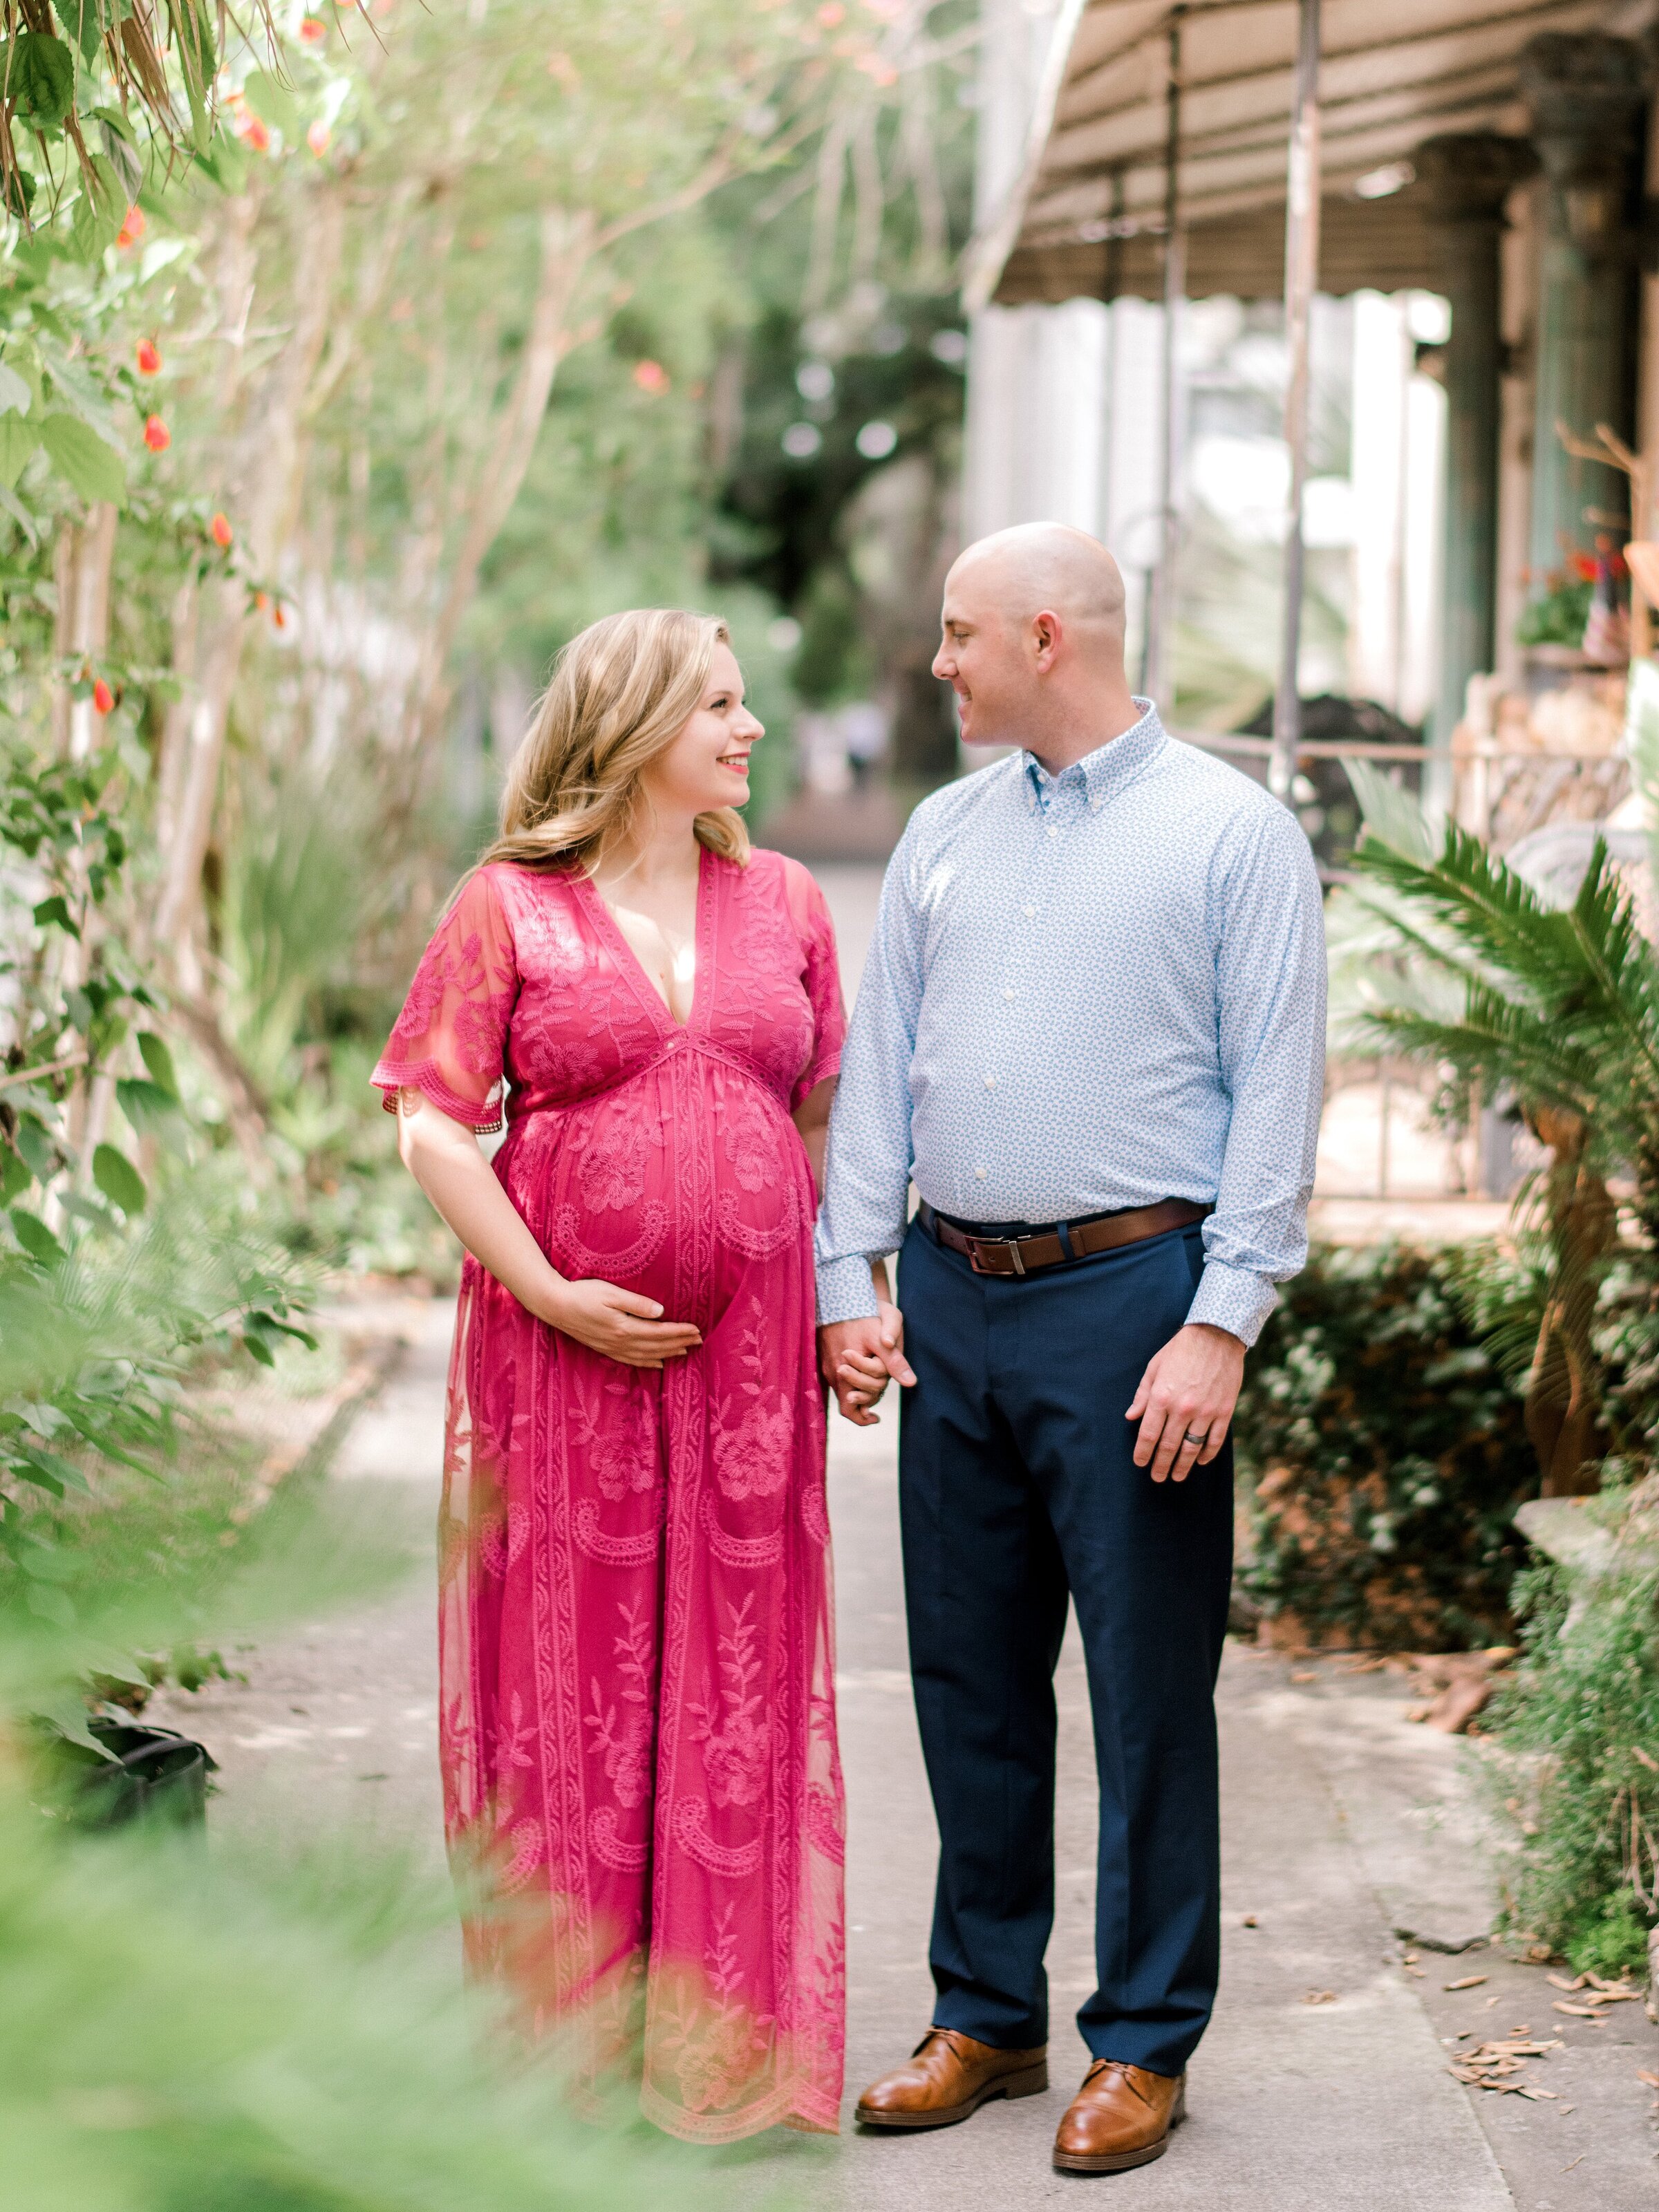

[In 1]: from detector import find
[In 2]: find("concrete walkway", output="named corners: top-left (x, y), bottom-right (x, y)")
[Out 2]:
top-left (157, 1303), bottom-right (1659, 2209)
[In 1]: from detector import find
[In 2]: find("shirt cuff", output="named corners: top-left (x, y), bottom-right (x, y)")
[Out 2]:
top-left (1185, 1258), bottom-right (1277, 1348)
top-left (816, 1253), bottom-right (883, 1327)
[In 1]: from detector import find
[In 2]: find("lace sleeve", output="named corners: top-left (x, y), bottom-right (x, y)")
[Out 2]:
top-left (371, 868), bottom-right (518, 1133)
top-left (785, 862), bottom-right (846, 1111)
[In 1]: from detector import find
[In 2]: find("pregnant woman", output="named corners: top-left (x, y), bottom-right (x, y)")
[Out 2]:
top-left (375, 609), bottom-right (851, 2141)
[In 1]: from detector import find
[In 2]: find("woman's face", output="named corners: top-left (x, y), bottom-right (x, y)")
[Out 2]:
top-left (641, 643), bottom-right (764, 821)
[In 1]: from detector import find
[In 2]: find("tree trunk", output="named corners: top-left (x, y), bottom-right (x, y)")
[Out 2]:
top-left (1526, 1106), bottom-right (1619, 1497)
top-left (153, 182), bottom-right (348, 979)
top-left (399, 206), bottom-right (594, 769)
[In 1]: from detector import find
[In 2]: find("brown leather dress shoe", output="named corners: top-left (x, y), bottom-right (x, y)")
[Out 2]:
top-left (856, 2027), bottom-right (1049, 2130)
top-left (1052, 2059), bottom-right (1186, 2172)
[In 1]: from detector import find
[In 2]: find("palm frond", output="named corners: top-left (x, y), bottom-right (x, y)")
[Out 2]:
top-left (1360, 984), bottom-right (1603, 1126)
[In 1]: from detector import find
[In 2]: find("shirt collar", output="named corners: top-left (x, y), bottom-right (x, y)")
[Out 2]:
top-left (1021, 699), bottom-right (1167, 813)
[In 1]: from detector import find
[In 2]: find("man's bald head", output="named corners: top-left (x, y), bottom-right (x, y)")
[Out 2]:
top-left (933, 522), bottom-right (1139, 757)
top-left (946, 523), bottom-right (1127, 655)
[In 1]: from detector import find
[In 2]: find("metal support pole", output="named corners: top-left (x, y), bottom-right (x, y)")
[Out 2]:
top-left (1144, 7), bottom-right (1184, 706)
top-left (1271, 0), bottom-right (1321, 800)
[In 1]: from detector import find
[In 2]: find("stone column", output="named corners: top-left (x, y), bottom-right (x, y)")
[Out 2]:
top-left (1414, 135), bottom-right (1538, 746)
top-left (1518, 32), bottom-right (1647, 588)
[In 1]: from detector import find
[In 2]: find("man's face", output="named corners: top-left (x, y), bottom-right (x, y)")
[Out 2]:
top-left (932, 563), bottom-right (1029, 748)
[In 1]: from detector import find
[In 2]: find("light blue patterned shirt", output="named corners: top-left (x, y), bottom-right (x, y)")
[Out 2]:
top-left (814, 702), bottom-right (1327, 1346)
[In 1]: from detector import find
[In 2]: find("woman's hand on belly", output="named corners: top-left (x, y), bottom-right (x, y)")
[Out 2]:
top-left (544, 1276), bottom-right (702, 1369)
top-left (395, 1089), bottom-right (700, 1367)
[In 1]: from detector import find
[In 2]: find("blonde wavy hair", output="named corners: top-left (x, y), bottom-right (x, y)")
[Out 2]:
top-left (476, 607), bottom-right (750, 877)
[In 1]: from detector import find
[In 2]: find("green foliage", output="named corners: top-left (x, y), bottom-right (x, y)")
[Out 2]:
top-left (1234, 1243), bottom-right (1538, 1649)
top-left (1517, 574), bottom-right (1593, 650)
top-left (0, 1785), bottom-right (706, 2212)
top-left (1486, 1549), bottom-right (1659, 1972)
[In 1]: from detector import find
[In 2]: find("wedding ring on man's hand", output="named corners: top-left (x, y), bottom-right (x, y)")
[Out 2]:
top-left (1183, 1427), bottom-right (1209, 1444)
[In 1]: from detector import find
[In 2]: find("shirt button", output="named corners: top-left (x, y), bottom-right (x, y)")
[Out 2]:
top-left (974, 1166), bottom-right (987, 1181)
top-left (984, 1074), bottom-right (996, 1089)
top-left (1022, 903), bottom-right (1035, 917)
top-left (1047, 825), bottom-right (1057, 839)
top-left (1002, 988), bottom-right (1015, 1001)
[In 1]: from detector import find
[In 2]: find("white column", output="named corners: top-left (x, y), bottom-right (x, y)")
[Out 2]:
top-left (1347, 291), bottom-right (1409, 709)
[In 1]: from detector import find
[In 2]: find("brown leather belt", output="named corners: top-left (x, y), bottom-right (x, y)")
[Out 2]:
top-left (919, 1197), bottom-right (1212, 1278)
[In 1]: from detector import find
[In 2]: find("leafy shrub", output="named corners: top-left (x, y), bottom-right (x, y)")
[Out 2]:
top-left (1235, 1243), bottom-right (1539, 1650)
top-left (1485, 1536), bottom-right (1659, 1976)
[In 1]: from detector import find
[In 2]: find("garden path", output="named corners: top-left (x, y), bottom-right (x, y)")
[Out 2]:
top-left (156, 1300), bottom-right (1658, 2209)
top-left (153, 865), bottom-right (1657, 2204)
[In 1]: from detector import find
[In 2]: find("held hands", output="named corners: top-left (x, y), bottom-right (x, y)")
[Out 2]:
top-left (544, 1277), bottom-right (702, 1369)
top-left (1126, 1322), bottom-right (1245, 1483)
top-left (818, 1304), bottom-right (916, 1425)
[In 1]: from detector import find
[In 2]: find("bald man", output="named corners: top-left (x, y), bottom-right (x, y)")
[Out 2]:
top-left (814, 524), bottom-right (1325, 2173)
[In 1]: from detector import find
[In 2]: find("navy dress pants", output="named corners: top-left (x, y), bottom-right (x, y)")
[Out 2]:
top-left (895, 1215), bottom-right (1233, 2078)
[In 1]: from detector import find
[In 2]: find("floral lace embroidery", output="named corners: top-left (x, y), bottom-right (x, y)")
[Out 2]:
top-left (572, 1371), bottom-right (660, 1501)
top-left (477, 1501), bottom-right (529, 1577)
top-left (590, 1804), bottom-right (650, 1873)
top-left (574, 1498), bottom-right (662, 1567)
top-left (806, 1785), bottom-right (845, 1866)
top-left (673, 1796), bottom-right (763, 1877)
top-left (720, 1088), bottom-right (780, 1194)
top-left (710, 1301), bottom-right (791, 1499)
top-left (690, 1592), bottom-right (771, 1809)
top-left (716, 1185), bottom-right (800, 1260)
top-left (585, 1600), bottom-right (656, 1807)
top-left (407, 857), bottom-right (847, 2140)
top-left (700, 1489), bottom-right (783, 1569)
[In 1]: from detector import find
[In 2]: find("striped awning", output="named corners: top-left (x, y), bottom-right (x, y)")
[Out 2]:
top-left (964, 0), bottom-right (1654, 308)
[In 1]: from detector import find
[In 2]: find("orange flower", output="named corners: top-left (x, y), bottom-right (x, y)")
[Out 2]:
top-left (238, 115), bottom-right (271, 153)
top-left (135, 338), bottom-right (161, 376)
top-left (143, 415), bottom-right (170, 452)
top-left (632, 359), bottom-right (670, 395)
top-left (306, 120), bottom-right (331, 156)
top-left (299, 14), bottom-right (326, 40)
top-left (272, 603), bottom-right (288, 629)
top-left (1571, 553), bottom-right (1597, 582)
top-left (210, 512), bottom-right (233, 549)
top-left (92, 677), bottom-right (114, 715)
top-left (115, 205), bottom-right (145, 250)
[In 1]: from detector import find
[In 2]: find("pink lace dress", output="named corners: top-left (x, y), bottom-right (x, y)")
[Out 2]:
top-left (372, 847), bottom-right (847, 2141)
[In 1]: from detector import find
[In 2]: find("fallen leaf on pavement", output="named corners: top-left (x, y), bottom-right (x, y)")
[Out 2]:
top-left (1302, 1989), bottom-right (1336, 2005)
top-left (1553, 2001), bottom-right (1602, 2017)
top-left (1547, 1972), bottom-right (1586, 1992)
top-left (1638, 2070), bottom-right (1659, 2090)
top-left (1445, 1975), bottom-right (1488, 1991)
top-left (1241, 1913), bottom-right (1258, 1928)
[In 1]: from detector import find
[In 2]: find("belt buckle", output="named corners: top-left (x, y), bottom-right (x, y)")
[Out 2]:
top-left (968, 1235), bottom-right (1024, 1277)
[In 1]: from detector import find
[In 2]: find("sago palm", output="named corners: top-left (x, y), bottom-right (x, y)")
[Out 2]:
top-left (1339, 761), bottom-right (1659, 1494)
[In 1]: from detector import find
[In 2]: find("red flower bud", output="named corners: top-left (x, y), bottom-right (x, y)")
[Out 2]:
top-left (299, 14), bottom-right (326, 39)
top-left (306, 120), bottom-right (331, 156)
top-left (143, 415), bottom-right (170, 452)
top-left (632, 359), bottom-right (670, 395)
top-left (238, 116), bottom-right (271, 153)
top-left (92, 678), bottom-right (114, 715)
top-left (135, 338), bottom-right (161, 376)
top-left (210, 512), bottom-right (233, 548)
top-left (115, 205), bottom-right (145, 250)
top-left (272, 603), bottom-right (288, 630)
